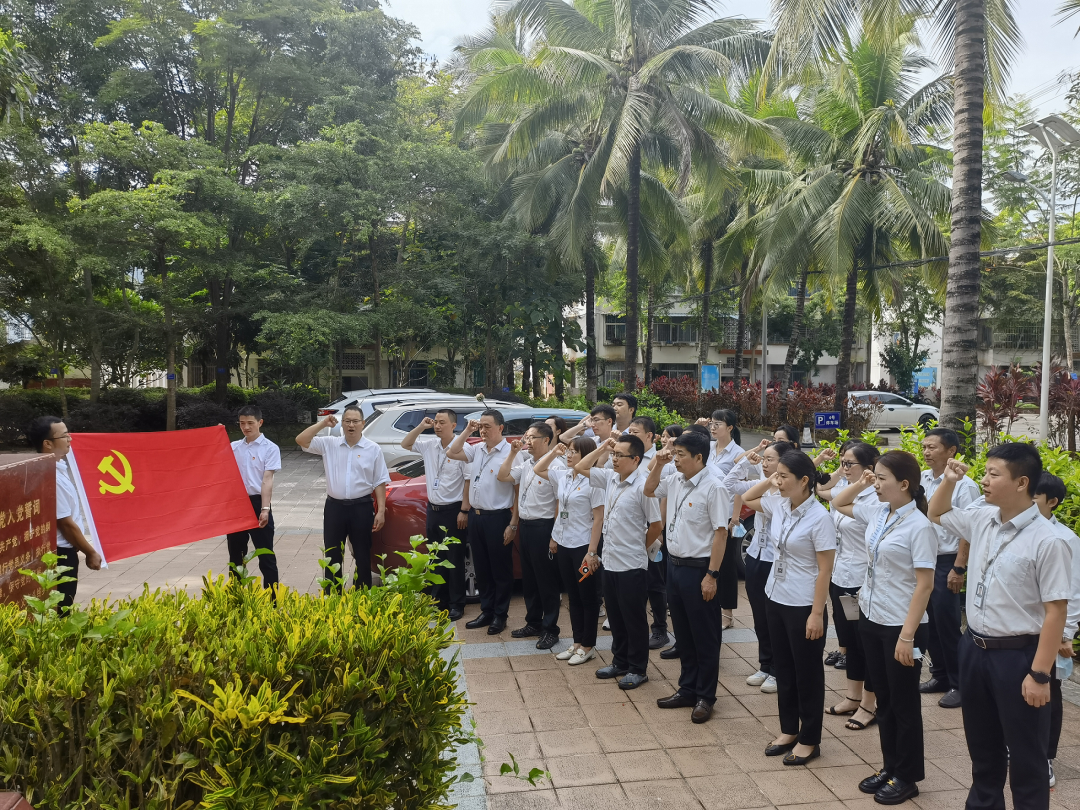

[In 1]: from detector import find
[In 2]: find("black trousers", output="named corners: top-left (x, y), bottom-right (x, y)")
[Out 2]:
top-left (227, 494), bottom-right (278, 589)
top-left (860, 616), bottom-right (927, 783)
top-left (959, 632), bottom-right (1051, 810)
top-left (648, 550), bottom-right (668, 634)
top-left (603, 568), bottom-right (649, 675)
top-left (719, 531), bottom-right (739, 609)
top-left (766, 599), bottom-right (828, 745)
top-left (830, 583), bottom-right (867, 682)
top-left (927, 552), bottom-right (963, 691)
top-left (520, 517), bottom-right (560, 635)
top-left (322, 496), bottom-right (374, 593)
top-left (744, 554), bottom-right (774, 674)
top-left (56, 545), bottom-right (79, 612)
top-left (1050, 676), bottom-right (1063, 761)
top-left (668, 560), bottom-right (723, 703)
top-left (467, 508), bottom-right (514, 619)
top-left (556, 544), bottom-right (600, 647)
top-left (425, 503), bottom-right (466, 611)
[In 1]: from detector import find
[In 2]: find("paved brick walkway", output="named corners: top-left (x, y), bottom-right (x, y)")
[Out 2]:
top-left (74, 451), bottom-right (1080, 810)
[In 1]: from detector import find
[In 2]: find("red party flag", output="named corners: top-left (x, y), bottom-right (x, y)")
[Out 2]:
top-left (69, 426), bottom-right (257, 561)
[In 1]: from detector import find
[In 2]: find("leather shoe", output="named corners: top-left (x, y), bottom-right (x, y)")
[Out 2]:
top-left (596, 665), bottom-right (629, 679)
top-left (618, 672), bottom-right (649, 690)
top-left (487, 617), bottom-right (506, 635)
top-left (659, 646), bottom-right (680, 660)
top-left (511, 624), bottom-right (542, 638)
top-left (918, 677), bottom-right (948, 694)
top-left (765, 741), bottom-right (796, 757)
top-left (938, 689), bottom-right (962, 709)
top-left (536, 632), bottom-right (559, 650)
top-left (859, 771), bottom-right (891, 794)
top-left (448, 607), bottom-right (464, 621)
top-left (465, 612), bottom-right (492, 629)
top-left (874, 776), bottom-right (919, 805)
top-left (649, 631), bottom-right (670, 650)
top-left (657, 693), bottom-right (697, 709)
top-left (783, 745), bottom-right (820, 766)
top-left (691, 699), bottom-right (712, 724)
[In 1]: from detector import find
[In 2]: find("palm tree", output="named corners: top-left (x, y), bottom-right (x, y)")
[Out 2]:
top-left (455, 0), bottom-right (776, 390)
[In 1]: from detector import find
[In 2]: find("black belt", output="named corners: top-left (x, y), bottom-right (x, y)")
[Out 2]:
top-left (428, 501), bottom-right (462, 513)
top-left (473, 507), bottom-right (511, 515)
top-left (669, 554), bottom-right (710, 568)
top-left (968, 630), bottom-right (1041, 650)
top-left (520, 517), bottom-right (555, 525)
top-left (327, 495), bottom-right (373, 506)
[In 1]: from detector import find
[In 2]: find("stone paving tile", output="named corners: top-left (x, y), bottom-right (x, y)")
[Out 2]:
top-left (686, 773), bottom-right (772, 810)
top-left (555, 784), bottom-right (628, 810)
top-left (545, 754), bottom-right (618, 788)
top-left (606, 749), bottom-right (680, 782)
top-left (622, 778), bottom-right (706, 810)
top-left (749, 769), bottom-right (837, 806)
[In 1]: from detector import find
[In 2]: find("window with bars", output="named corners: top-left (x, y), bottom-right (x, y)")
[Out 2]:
top-left (341, 352), bottom-right (366, 371)
top-left (604, 315), bottom-right (626, 344)
top-left (602, 361), bottom-right (625, 386)
top-left (651, 318), bottom-right (698, 344)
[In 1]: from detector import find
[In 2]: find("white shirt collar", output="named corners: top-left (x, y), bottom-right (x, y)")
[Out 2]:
top-left (991, 502), bottom-right (1041, 531)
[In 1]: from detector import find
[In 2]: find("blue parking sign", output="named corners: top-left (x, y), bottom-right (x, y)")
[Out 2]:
top-left (814, 411), bottom-right (841, 429)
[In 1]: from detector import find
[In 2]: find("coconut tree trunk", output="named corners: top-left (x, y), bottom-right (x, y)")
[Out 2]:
top-left (553, 317), bottom-right (565, 399)
top-left (522, 341), bottom-right (532, 394)
top-left (370, 229), bottom-right (382, 389)
top-left (1062, 267), bottom-right (1075, 371)
top-left (159, 244), bottom-right (176, 431)
top-left (939, 0), bottom-right (986, 436)
top-left (644, 281), bottom-right (656, 385)
top-left (698, 239), bottom-right (713, 377)
top-left (733, 261), bottom-right (747, 391)
top-left (586, 254), bottom-right (598, 401)
top-left (780, 265), bottom-right (809, 395)
top-left (623, 142), bottom-right (642, 390)
top-left (835, 261), bottom-right (860, 421)
top-left (531, 339), bottom-right (541, 399)
top-left (84, 264), bottom-right (101, 403)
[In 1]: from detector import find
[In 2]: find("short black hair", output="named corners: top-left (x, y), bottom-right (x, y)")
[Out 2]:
top-left (924, 427), bottom-right (961, 454)
top-left (480, 408), bottom-right (505, 428)
top-left (1036, 472), bottom-right (1067, 507)
top-left (527, 421), bottom-right (554, 442)
top-left (617, 434), bottom-right (646, 461)
top-left (986, 442), bottom-right (1042, 496)
top-left (664, 424), bottom-right (684, 438)
top-left (630, 415), bottom-right (656, 437)
top-left (674, 431), bottom-right (710, 463)
top-left (435, 408), bottom-right (458, 424)
top-left (590, 404), bottom-right (616, 423)
top-left (238, 405), bottom-right (262, 420)
top-left (28, 415), bottom-right (63, 452)
top-left (613, 393), bottom-right (638, 414)
top-left (685, 423), bottom-right (711, 438)
top-left (342, 403), bottom-right (363, 418)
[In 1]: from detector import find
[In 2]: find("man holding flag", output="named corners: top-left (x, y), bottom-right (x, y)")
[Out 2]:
top-left (226, 406), bottom-right (281, 590)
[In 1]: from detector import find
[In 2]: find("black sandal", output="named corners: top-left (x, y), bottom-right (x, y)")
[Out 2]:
top-left (826, 696), bottom-right (861, 716)
top-left (845, 710), bottom-right (877, 731)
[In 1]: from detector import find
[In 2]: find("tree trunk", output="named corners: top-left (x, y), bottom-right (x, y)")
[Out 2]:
top-left (554, 317), bottom-right (565, 399)
top-left (586, 254), bottom-right (598, 402)
top-left (485, 322), bottom-right (495, 391)
top-left (780, 265), bottom-right (808, 396)
top-left (522, 341), bottom-right (532, 394)
top-left (623, 142), bottom-right (642, 390)
top-left (531, 339), bottom-right (541, 398)
top-left (733, 261), bottom-right (747, 391)
top-left (939, 0), bottom-right (986, 436)
top-left (84, 264), bottom-right (101, 403)
top-left (644, 281), bottom-right (656, 385)
top-left (370, 229), bottom-right (382, 389)
top-left (159, 245), bottom-right (176, 431)
top-left (56, 359), bottom-right (68, 419)
top-left (211, 276), bottom-right (233, 404)
top-left (697, 239), bottom-right (713, 377)
top-left (397, 209), bottom-right (410, 268)
top-left (1062, 267), bottom-right (1074, 371)
top-left (835, 261), bottom-right (860, 421)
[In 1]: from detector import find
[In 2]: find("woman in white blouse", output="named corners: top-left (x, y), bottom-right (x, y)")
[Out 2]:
top-left (822, 442), bottom-right (880, 732)
top-left (830, 451), bottom-right (936, 805)
top-left (708, 409), bottom-right (744, 628)
top-left (743, 450), bottom-right (835, 766)
top-left (533, 438), bottom-right (605, 666)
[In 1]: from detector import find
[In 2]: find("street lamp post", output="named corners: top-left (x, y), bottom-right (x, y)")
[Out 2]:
top-left (1007, 115), bottom-right (1080, 441)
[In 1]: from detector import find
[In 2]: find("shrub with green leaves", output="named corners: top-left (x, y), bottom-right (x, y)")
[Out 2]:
top-left (0, 568), bottom-right (469, 810)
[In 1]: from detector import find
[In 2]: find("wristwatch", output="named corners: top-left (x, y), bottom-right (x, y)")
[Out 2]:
top-left (951, 565), bottom-right (967, 575)
top-left (587, 551), bottom-right (599, 558)
top-left (706, 569), bottom-right (720, 579)
top-left (1029, 669), bottom-right (1052, 685)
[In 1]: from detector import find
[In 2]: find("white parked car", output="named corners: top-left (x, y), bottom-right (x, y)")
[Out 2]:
top-left (848, 391), bottom-right (939, 430)
top-left (315, 390), bottom-right (480, 437)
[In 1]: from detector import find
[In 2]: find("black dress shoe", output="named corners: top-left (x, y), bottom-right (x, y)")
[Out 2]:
top-left (874, 776), bottom-right (919, 805)
top-left (918, 677), bottom-right (948, 694)
top-left (618, 672), bottom-right (649, 690)
top-left (834, 653), bottom-right (847, 670)
top-left (938, 689), bottom-right (962, 709)
top-left (859, 771), bottom-right (891, 794)
top-left (765, 741), bottom-right (797, 757)
top-left (825, 650), bottom-right (842, 666)
top-left (511, 624), bottom-right (542, 638)
top-left (536, 632), bottom-right (558, 650)
top-left (659, 645), bottom-right (680, 660)
top-left (657, 693), bottom-right (697, 709)
top-left (649, 631), bottom-right (670, 650)
top-left (448, 607), bottom-right (465, 621)
top-left (783, 745), bottom-right (820, 766)
top-left (691, 699), bottom-right (713, 724)
top-left (596, 665), bottom-right (629, 679)
top-left (465, 612), bottom-right (492, 629)
top-left (487, 617), bottom-right (506, 635)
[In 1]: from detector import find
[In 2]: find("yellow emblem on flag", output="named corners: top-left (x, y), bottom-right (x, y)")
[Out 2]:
top-left (98, 450), bottom-right (135, 495)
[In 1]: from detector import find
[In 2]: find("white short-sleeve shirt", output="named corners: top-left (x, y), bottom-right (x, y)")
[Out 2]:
top-left (510, 454), bottom-right (559, 520)
top-left (854, 500), bottom-right (938, 626)
top-left (723, 457), bottom-right (773, 561)
top-left (707, 440), bottom-right (743, 480)
top-left (940, 503), bottom-right (1072, 637)
top-left (832, 484), bottom-right (880, 588)
top-left (461, 440), bottom-right (515, 511)
top-left (922, 470), bottom-right (981, 554)
top-left (761, 492), bottom-right (836, 606)
top-left (653, 468), bottom-right (730, 559)
top-left (413, 436), bottom-right (468, 505)
top-left (1049, 515), bottom-right (1080, 638)
top-left (55, 457), bottom-right (80, 549)
top-left (549, 468), bottom-right (605, 548)
top-left (304, 435), bottom-right (391, 500)
top-left (588, 466), bottom-right (661, 572)
top-left (230, 433), bottom-right (282, 496)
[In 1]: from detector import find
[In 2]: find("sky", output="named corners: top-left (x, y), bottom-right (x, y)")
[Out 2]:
top-left (383, 0), bottom-right (1080, 118)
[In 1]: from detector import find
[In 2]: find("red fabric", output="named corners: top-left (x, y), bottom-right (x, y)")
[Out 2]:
top-left (70, 426), bottom-right (257, 561)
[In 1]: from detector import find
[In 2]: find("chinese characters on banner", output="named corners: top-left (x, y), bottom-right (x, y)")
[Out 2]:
top-left (0, 455), bottom-right (56, 606)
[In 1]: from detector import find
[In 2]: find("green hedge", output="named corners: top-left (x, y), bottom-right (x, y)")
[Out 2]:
top-left (0, 576), bottom-right (469, 810)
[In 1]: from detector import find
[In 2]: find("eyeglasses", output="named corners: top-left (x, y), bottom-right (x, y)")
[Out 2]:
top-left (840, 460), bottom-right (860, 468)
top-left (342, 419), bottom-right (364, 426)
top-left (611, 452), bottom-right (638, 460)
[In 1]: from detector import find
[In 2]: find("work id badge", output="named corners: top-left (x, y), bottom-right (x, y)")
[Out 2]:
top-left (974, 582), bottom-right (986, 609)
top-left (474, 473), bottom-right (481, 483)
top-left (866, 561), bottom-right (875, 580)
top-left (432, 479), bottom-right (439, 490)
top-left (560, 510), bottom-right (569, 520)
top-left (774, 559), bottom-right (787, 581)
top-left (667, 521), bottom-right (676, 535)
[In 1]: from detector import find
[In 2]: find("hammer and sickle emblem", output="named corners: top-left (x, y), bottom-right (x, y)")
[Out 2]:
top-left (98, 450), bottom-right (135, 495)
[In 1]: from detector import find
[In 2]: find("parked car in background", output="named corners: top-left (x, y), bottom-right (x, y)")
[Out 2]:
top-left (848, 391), bottom-right (939, 430)
top-left (315, 391), bottom-right (485, 437)
top-left (459, 407), bottom-right (590, 437)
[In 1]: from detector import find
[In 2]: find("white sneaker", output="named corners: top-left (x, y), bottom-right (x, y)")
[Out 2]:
top-left (568, 648), bottom-right (597, 666)
top-left (760, 675), bottom-right (778, 694)
top-left (602, 618), bottom-right (610, 631)
top-left (599, 605), bottom-right (606, 617)
top-left (556, 647), bottom-right (577, 661)
top-left (746, 670), bottom-right (769, 687)
top-left (1050, 759), bottom-right (1056, 788)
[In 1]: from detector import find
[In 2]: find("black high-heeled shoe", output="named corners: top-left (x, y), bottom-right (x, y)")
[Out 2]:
top-left (783, 745), bottom-right (820, 766)
top-left (764, 740), bottom-right (797, 757)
